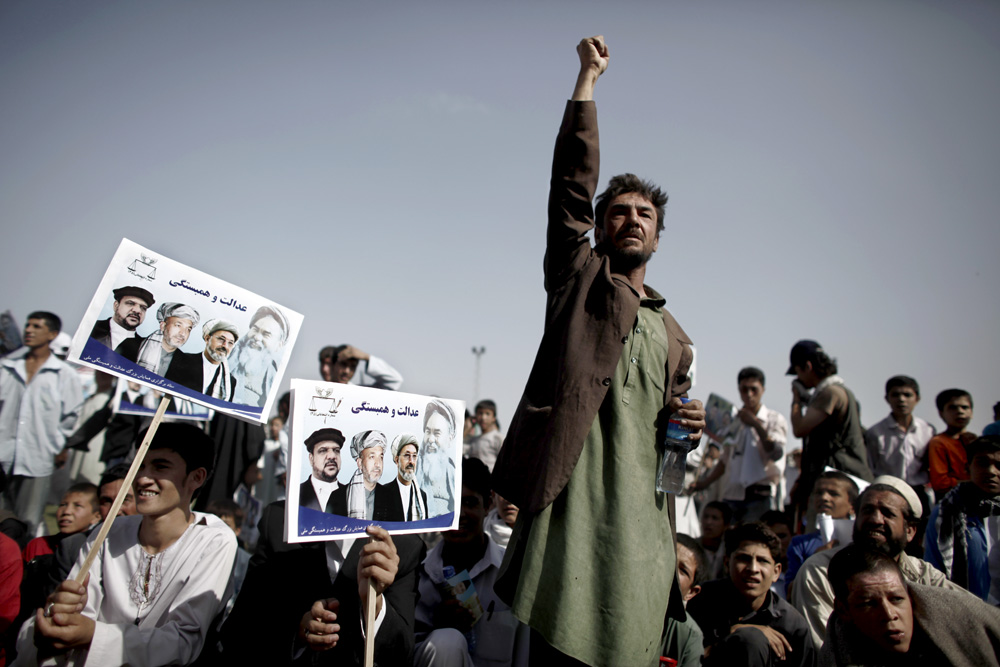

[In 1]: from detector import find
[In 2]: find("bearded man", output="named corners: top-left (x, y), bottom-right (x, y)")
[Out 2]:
top-left (229, 305), bottom-right (289, 408)
top-left (375, 434), bottom-right (429, 522)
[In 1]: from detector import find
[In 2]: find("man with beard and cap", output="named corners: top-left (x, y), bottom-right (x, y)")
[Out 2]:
top-left (198, 318), bottom-right (240, 402)
top-left (790, 475), bottom-right (968, 647)
top-left (115, 302), bottom-right (201, 389)
top-left (375, 434), bottom-right (429, 523)
top-left (230, 305), bottom-right (289, 408)
top-left (299, 428), bottom-right (348, 515)
top-left (89, 286), bottom-right (154, 350)
top-left (418, 399), bottom-right (458, 518)
top-left (344, 430), bottom-right (387, 521)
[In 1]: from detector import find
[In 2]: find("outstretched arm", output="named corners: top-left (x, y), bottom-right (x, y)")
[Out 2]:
top-left (572, 35), bottom-right (609, 101)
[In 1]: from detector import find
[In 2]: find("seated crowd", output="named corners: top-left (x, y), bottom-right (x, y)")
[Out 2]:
top-left (2, 329), bottom-right (1000, 667)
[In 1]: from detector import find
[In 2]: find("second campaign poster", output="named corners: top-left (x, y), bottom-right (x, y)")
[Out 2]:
top-left (287, 380), bottom-right (464, 542)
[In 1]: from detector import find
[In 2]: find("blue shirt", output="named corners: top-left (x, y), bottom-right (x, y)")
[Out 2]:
top-left (786, 531), bottom-right (825, 584)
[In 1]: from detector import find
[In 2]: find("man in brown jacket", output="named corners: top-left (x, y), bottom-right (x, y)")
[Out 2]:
top-left (492, 36), bottom-right (705, 667)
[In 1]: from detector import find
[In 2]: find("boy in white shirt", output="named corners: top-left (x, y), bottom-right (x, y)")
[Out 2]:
top-left (18, 422), bottom-right (237, 666)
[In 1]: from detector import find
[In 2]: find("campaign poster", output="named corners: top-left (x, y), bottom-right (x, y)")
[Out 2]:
top-left (704, 392), bottom-right (736, 443)
top-left (112, 380), bottom-right (211, 422)
top-left (286, 380), bottom-right (463, 542)
top-left (68, 238), bottom-right (303, 423)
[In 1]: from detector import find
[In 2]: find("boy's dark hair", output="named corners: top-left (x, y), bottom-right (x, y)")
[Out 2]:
top-left (885, 375), bottom-right (920, 397)
top-left (967, 435), bottom-right (1000, 461)
top-left (724, 521), bottom-right (782, 563)
top-left (139, 422), bottom-right (216, 479)
top-left (704, 500), bottom-right (733, 526)
top-left (65, 482), bottom-right (100, 513)
top-left (99, 463), bottom-right (131, 490)
top-left (737, 366), bottom-right (766, 386)
top-left (677, 533), bottom-right (709, 587)
top-left (760, 510), bottom-right (791, 531)
top-left (475, 399), bottom-right (497, 415)
top-left (594, 173), bottom-right (667, 234)
top-left (815, 469), bottom-right (860, 507)
top-left (462, 457), bottom-right (492, 507)
top-left (26, 311), bottom-right (61, 333)
top-left (207, 498), bottom-right (245, 527)
top-left (936, 388), bottom-right (973, 413)
top-left (828, 543), bottom-right (905, 602)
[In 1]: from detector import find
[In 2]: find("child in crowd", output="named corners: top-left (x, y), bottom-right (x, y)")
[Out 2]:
top-left (699, 501), bottom-right (732, 580)
top-left (925, 435), bottom-right (1000, 601)
top-left (786, 471), bottom-right (858, 585)
top-left (22, 483), bottom-right (100, 563)
top-left (687, 522), bottom-right (815, 667)
top-left (928, 389), bottom-right (976, 495)
top-left (663, 534), bottom-right (708, 667)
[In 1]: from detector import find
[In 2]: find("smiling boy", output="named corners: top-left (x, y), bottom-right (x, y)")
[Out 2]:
top-left (19, 422), bottom-right (237, 666)
top-left (687, 522), bottom-right (815, 667)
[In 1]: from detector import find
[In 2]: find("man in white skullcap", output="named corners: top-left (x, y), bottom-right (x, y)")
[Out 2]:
top-left (199, 318), bottom-right (240, 402)
top-left (374, 434), bottom-right (428, 522)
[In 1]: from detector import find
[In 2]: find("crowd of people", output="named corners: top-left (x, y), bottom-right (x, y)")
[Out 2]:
top-left (1, 34), bottom-right (999, 667)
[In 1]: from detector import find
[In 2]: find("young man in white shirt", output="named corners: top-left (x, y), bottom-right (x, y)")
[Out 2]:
top-left (20, 422), bottom-right (237, 666)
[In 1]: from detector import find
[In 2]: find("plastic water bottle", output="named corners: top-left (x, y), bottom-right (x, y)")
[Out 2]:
top-left (656, 397), bottom-right (697, 494)
top-left (442, 566), bottom-right (476, 655)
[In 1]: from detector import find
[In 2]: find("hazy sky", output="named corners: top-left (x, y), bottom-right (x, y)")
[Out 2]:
top-left (2, 1), bottom-right (998, 438)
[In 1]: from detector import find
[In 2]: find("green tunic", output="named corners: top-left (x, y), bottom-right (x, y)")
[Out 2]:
top-left (509, 292), bottom-right (676, 667)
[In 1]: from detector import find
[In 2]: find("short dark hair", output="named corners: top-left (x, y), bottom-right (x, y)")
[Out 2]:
top-left (475, 399), bottom-right (497, 416)
top-left (885, 375), bottom-right (920, 397)
top-left (828, 543), bottom-right (905, 602)
top-left (140, 422), bottom-right (216, 477)
top-left (207, 498), bottom-right (244, 527)
top-left (816, 470), bottom-right (860, 507)
top-left (936, 388), bottom-right (972, 413)
top-left (967, 435), bottom-right (1000, 461)
top-left (760, 510), bottom-right (792, 531)
top-left (65, 482), bottom-right (99, 513)
top-left (860, 483), bottom-right (918, 525)
top-left (724, 521), bottom-right (782, 563)
top-left (594, 173), bottom-right (667, 234)
top-left (99, 463), bottom-right (131, 490)
top-left (704, 500), bottom-right (733, 526)
top-left (319, 345), bottom-right (351, 363)
top-left (304, 427), bottom-right (345, 454)
top-left (677, 533), bottom-right (709, 587)
top-left (737, 366), bottom-right (766, 386)
top-left (27, 311), bottom-right (61, 333)
top-left (462, 457), bottom-right (492, 506)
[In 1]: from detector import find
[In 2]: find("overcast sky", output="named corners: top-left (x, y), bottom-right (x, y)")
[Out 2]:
top-left (2, 0), bottom-right (998, 438)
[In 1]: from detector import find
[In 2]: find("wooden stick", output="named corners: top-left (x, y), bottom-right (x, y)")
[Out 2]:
top-left (74, 396), bottom-right (171, 583)
top-left (364, 536), bottom-right (377, 667)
